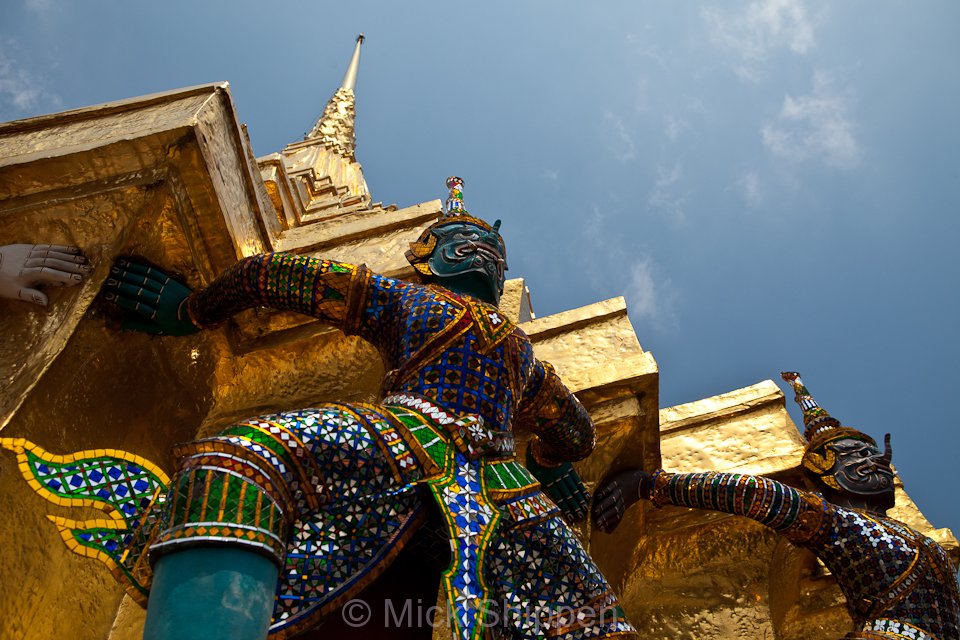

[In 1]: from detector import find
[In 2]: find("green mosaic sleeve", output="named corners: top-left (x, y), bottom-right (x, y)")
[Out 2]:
top-left (651, 471), bottom-right (829, 545)
top-left (186, 253), bottom-right (392, 336)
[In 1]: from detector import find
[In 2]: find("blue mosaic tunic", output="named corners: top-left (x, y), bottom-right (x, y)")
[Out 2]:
top-left (652, 471), bottom-right (960, 639)
top-left (162, 253), bottom-right (635, 640)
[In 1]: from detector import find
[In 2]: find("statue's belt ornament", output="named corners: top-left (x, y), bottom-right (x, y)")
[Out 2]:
top-left (862, 619), bottom-right (936, 639)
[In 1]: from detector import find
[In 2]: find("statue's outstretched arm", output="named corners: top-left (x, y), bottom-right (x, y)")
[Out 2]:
top-left (648, 471), bottom-right (827, 540)
top-left (0, 243), bottom-right (90, 306)
top-left (595, 468), bottom-right (828, 544)
top-left (104, 253), bottom-right (400, 337)
top-left (184, 253), bottom-right (375, 331)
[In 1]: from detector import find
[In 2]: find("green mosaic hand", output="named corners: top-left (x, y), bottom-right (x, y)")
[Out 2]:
top-left (102, 259), bottom-right (199, 336)
top-left (526, 450), bottom-right (590, 523)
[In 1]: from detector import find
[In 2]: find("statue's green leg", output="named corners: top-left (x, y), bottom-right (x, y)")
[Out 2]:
top-left (143, 548), bottom-right (278, 640)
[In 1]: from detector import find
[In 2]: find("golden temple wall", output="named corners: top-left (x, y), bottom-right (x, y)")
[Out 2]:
top-left (0, 84), bottom-right (272, 639)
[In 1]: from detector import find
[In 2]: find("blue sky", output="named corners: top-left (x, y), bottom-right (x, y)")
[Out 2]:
top-left (2, 2), bottom-right (958, 537)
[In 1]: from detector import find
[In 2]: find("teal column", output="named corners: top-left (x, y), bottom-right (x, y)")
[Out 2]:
top-left (143, 548), bottom-right (279, 640)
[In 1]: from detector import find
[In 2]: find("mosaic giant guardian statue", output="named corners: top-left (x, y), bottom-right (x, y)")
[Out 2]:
top-left (2, 179), bottom-right (635, 640)
top-left (594, 372), bottom-right (960, 640)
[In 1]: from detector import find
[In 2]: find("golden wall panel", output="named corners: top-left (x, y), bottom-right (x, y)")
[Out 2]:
top-left (659, 380), bottom-right (807, 476)
top-left (0, 187), bottom-right (219, 640)
top-left (0, 84), bottom-right (277, 640)
top-left (200, 332), bottom-right (384, 435)
top-left (618, 512), bottom-right (782, 640)
top-left (498, 278), bottom-right (534, 324)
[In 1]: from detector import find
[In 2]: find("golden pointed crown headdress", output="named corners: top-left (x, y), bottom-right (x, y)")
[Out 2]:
top-left (405, 176), bottom-right (504, 276)
top-left (780, 371), bottom-right (876, 489)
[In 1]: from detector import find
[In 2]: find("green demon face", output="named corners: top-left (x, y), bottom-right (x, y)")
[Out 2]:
top-left (427, 220), bottom-right (507, 304)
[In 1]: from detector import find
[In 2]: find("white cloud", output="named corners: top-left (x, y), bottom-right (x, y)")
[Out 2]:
top-left (761, 71), bottom-right (860, 168)
top-left (584, 205), bottom-right (678, 330)
top-left (655, 164), bottom-right (682, 190)
top-left (664, 114), bottom-right (690, 141)
top-left (585, 206), bottom-right (604, 247)
top-left (703, 0), bottom-right (816, 80)
top-left (0, 56), bottom-right (40, 110)
top-left (603, 111), bottom-right (636, 162)
top-left (0, 41), bottom-right (57, 116)
top-left (541, 169), bottom-right (559, 184)
top-left (625, 31), bottom-right (667, 68)
top-left (25, 0), bottom-right (54, 12)
top-left (624, 257), bottom-right (678, 330)
top-left (738, 171), bottom-right (764, 208)
top-left (648, 163), bottom-right (687, 223)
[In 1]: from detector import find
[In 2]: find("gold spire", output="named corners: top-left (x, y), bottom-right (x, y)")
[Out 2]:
top-left (305, 34), bottom-right (364, 160)
top-left (341, 33), bottom-right (364, 91)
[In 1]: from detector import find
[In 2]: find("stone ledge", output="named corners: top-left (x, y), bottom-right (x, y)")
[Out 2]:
top-left (0, 82), bottom-right (229, 139)
top-left (273, 199), bottom-right (441, 253)
top-left (563, 352), bottom-right (658, 398)
top-left (523, 297), bottom-right (629, 343)
top-left (659, 380), bottom-right (789, 435)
